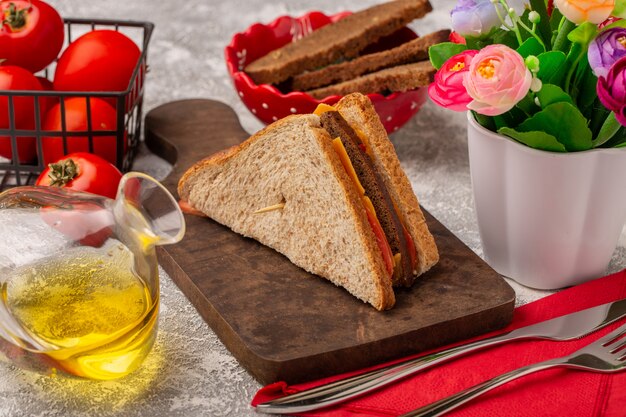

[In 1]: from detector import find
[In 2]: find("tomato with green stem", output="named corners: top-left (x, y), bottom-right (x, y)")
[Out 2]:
top-left (0, 0), bottom-right (64, 73)
top-left (36, 152), bottom-right (123, 200)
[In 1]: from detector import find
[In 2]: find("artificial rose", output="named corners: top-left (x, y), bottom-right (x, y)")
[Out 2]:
top-left (464, 44), bottom-right (532, 116)
top-left (428, 50), bottom-right (478, 111)
top-left (553, 0), bottom-right (614, 24)
top-left (450, 0), bottom-right (502, 37)
top-left (597, 56), bottom-right (626, 125)
top-left (589, 27), bottom-right (626, 78)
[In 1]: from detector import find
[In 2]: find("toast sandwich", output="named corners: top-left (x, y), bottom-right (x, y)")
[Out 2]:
top-left (178, 93), bottom-right (438, 310)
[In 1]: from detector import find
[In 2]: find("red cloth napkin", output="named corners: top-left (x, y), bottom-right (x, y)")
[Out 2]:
top-left (252, 269), bottom-right (626, 417)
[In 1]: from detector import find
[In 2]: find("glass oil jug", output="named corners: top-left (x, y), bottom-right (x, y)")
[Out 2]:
top-left (0, 173), bottom-right (185, 380)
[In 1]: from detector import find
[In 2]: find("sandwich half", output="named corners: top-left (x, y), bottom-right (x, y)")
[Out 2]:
top-left (178, 93), bottom-right (438, 310)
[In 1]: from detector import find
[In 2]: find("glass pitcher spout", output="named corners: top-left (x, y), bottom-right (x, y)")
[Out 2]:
top-left (113, 172), bottom-right (186, 248)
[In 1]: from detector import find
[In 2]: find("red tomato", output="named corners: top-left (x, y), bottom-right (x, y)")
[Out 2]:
top-left (364, 207), bottom-right (394, 277)
top-left (36, 152), bottom-right (122, 200)
top-left (53, 30), bottom-right (140, 94)
top-left (179, 200), bottom-right (207, 217)
top-left (41, 97), bottom-right (127, 166)
top-left (0, 65), bottom-right (42, 162)
top-left (36, 76), bottom-right (57, 117)
top-left (0, 0), bottom-right (64, 73)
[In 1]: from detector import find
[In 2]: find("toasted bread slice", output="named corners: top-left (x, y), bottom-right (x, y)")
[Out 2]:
top-left (178, 114), bottom-right (395, 310)
top-left (291, 29), bottom-right (450, 92)
top-left (307, 61), bottom-right (436, 99)
top-left (335, 93), bottom-right (439, 284)
top-left (245, 0), bottom-right (433, 86)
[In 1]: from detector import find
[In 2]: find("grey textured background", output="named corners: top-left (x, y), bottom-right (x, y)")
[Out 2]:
top-left (0, 1), bottom-right (624, 416)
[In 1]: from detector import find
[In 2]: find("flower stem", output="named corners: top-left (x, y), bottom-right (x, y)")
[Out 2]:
top-left (493, 0), bottom-right (514, 31)
top-left (553, 18), bottom-right (576, 52)
top-left (528, 0), bottom-right (553, 48)
top-left (564, 44), bottom-right (584, 96)
top-left (516, 18), bottom-right (546, 49)
top-left (496, 0), bottom-right (523, 46)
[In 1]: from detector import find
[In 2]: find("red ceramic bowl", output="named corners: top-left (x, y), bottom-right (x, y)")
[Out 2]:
top-left (225, 11), bottom-right (428, 134)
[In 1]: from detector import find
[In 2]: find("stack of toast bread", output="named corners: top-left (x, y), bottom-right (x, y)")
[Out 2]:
top-left (245, 0), bottom-right (448, 99)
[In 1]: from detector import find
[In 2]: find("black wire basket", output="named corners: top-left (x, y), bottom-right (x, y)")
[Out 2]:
top-left (0, 18), bottom-right (154, 190)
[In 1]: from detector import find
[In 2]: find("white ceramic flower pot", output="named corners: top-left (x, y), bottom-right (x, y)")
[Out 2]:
top-left (467, 113), bottom-right (626, 289)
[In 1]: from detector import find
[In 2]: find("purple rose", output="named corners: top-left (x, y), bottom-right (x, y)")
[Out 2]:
top-left (451, 0), bottom-right (502, 37)
top-left (589, 28), bottom-right (626, 79)
top-left (597, 56), bottom-right (626, 126)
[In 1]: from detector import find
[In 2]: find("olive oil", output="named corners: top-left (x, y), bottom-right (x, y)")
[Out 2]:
top-left (2, 242), bottom-right (158, 380)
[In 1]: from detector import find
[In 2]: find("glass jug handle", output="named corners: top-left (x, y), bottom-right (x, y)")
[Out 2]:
top-left (113, 172), bottom-right (186, 246)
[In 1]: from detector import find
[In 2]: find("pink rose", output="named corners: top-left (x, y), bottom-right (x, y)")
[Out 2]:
top-left (428, 50), bottom-right (478, 112)
top-left (464, 44), bottom-right (532, 116)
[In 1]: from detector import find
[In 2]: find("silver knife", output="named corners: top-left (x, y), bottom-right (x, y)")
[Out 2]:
top-left (255, 298), bottom-right (626, 414)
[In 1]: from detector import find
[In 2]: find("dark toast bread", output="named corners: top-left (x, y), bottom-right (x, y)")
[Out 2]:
top-left (245, 0), bottom-right (433, 86)
top-left (307, 61), bottom-right (435, 99)
top-left (320, 111), bottom-right (413, 286)
top-left (291, 29), bottom-right (450, 91)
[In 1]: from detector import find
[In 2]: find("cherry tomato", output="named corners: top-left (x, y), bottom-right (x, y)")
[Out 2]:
top-left (0, 0), bottom-right (64, 73)
top-left (36, 152), bottom-right (123, 200)
top-left (41, 97), bottom-right (127, 166)
top-left (53, 30), bottom-right (141, 93)
top-left (0, 65), bottom-right (41, 162)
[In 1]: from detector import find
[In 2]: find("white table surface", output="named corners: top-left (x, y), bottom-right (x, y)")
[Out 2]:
top-left (1, 0), bottom-right (624, 416)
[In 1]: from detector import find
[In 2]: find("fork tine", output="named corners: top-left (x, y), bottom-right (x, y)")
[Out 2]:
top-left (600, 323), bottom-right (626, 347)
top-left (609, 337), bottom-right (626, 354)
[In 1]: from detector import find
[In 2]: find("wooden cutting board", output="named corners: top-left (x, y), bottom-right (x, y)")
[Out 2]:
top-left (145, 99), bottom-right (515, 385)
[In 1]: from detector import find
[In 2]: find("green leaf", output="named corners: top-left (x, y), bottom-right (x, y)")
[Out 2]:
top-left (465, 36), bottom-right (492, 51)
top-left (603, 126), bottom-right (626, 147)
top-left (550, 8), bottom-right (563, 31)
top-left (593, 112), bottom-right (621, 147)
top-left (472, 111), bottom-right (496, 131)
top-left (517, 37), bottom-right (545, 58)
top-left (613, 0), bottom-right (626, 19)
top-left (589, 98), bottom-right (611, 137)
top-left (428, 43), bottom-right (467, 70)
top-left (493, 115), bottom-right (509, 130)
top-left (564, 42), bottom-right (584, 98)
top-left (536, 84), bottom-right (573, 108)
top-left (498, 127), bottom-right (568, 152)
top-left (516, 93), bottom-right (540, 116)
top-left (567, 22), bottom-right (598, 46)
top-left (577, 59), bottom-right (598, 111)
top-left (537, 51), bottom-right (567, 84)
top-left (492, 29), bottom-right (519, 50)
top-left (516, 102), bottom-right (593, 151)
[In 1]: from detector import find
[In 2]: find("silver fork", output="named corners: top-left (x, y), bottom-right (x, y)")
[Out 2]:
top-left (401, 322), bottom-right (626, 417)
top-left (255, 298), bottom-right (626, 414)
